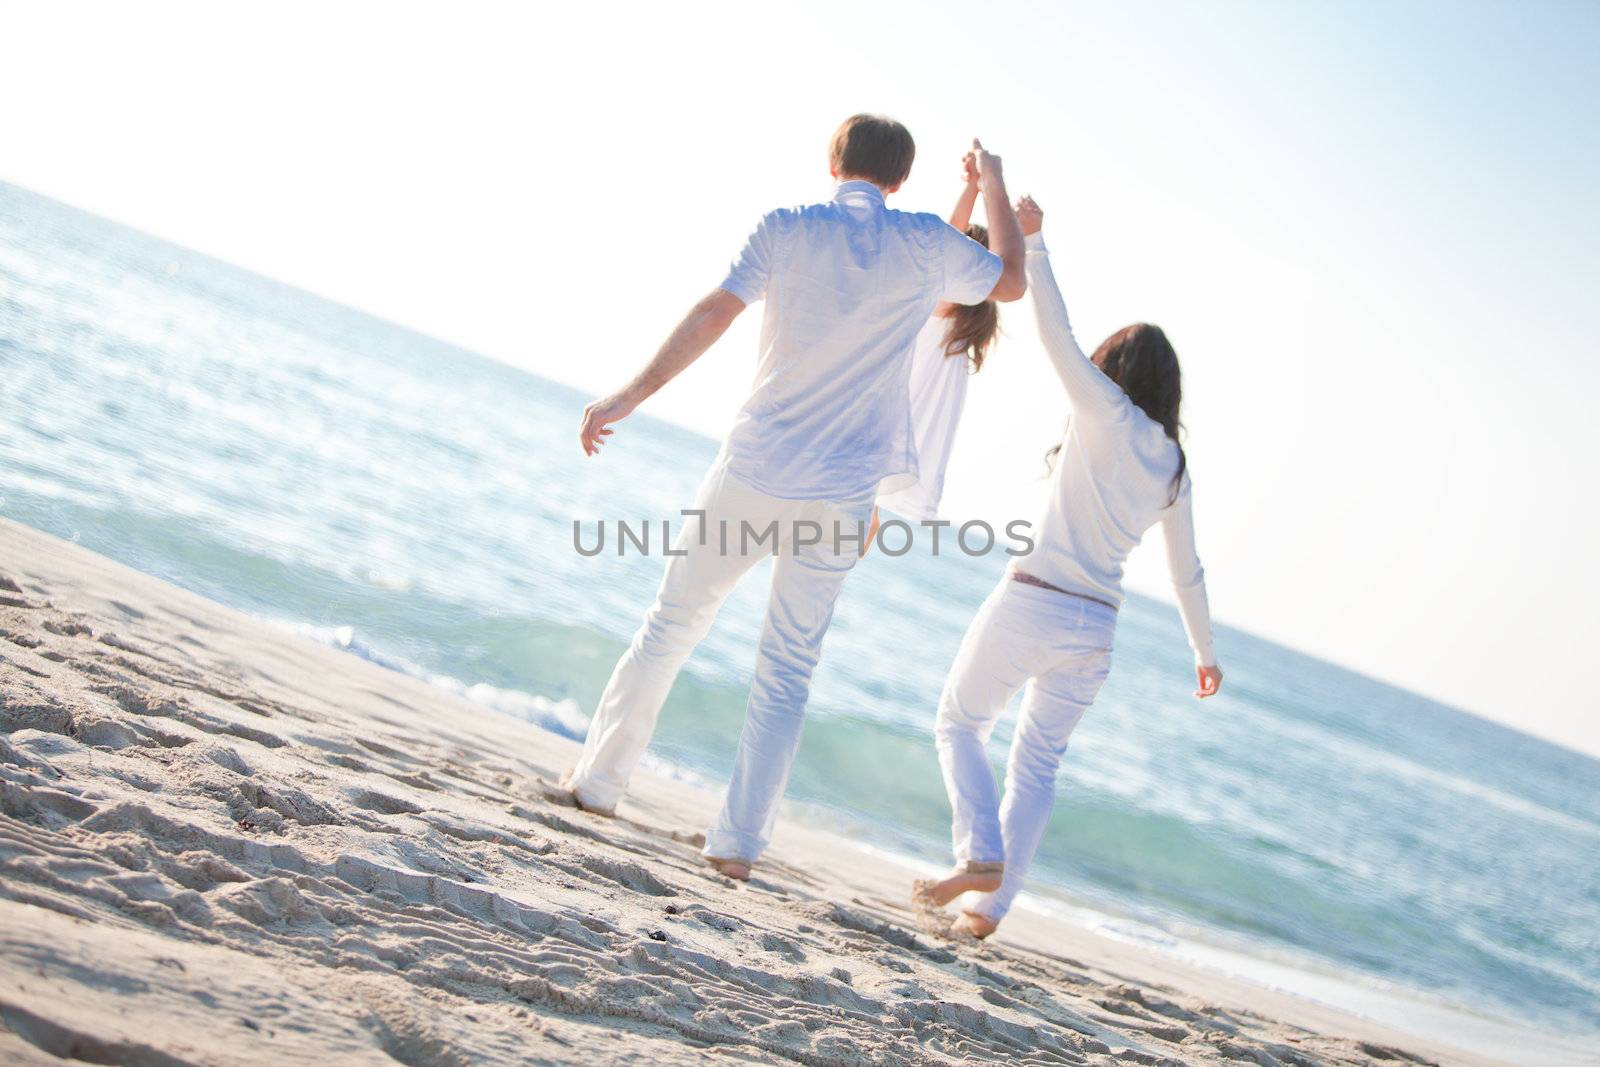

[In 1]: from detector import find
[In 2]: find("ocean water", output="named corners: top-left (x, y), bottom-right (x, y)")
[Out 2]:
top-left (2, 181), bottom-right (1597, 1059)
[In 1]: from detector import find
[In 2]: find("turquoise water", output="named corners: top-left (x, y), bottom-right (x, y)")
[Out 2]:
top-left (3, 181), bottom-right (1598, 1049)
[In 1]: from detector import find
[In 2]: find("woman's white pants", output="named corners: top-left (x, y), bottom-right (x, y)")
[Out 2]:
top-left (935, 578), bottom-right (1115, 921)
top-left (567, 454), bottom-right (872, 863)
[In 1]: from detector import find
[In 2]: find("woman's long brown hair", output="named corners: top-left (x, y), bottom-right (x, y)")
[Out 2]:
top-left (1047, 323), bottom-right (1187, 506)
top-left (942, 224), bottom-right (1000, 371)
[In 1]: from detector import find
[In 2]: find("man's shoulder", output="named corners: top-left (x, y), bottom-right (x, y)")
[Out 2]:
top-left (757, 202), bottom-right (950, 226)
top-left (885, 208), bottom-right (956, 234)
top-left (752, 202), bottom-right (832, 235)
top-left (761, 200), bottom-right (836, 220)
top-left (752, 203), bottom-right (957, 256)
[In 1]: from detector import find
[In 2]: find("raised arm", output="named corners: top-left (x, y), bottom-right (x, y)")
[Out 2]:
top-left (1160, 484), bottom-right (1223, 697)
top-left (948, 151), bottom-right (980, 232)
top-left (971, 140), bottom-right (1026, 302)
top-left (1017, 197), bottom-right (1127, 420)
top-left (579, 289), bottom-right (745, 455)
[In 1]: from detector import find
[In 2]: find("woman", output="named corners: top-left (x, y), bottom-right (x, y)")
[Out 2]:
top-left (916, 196), bottom-right (1223, 939)
top-left (873, 152), bottom-right (1001, 528)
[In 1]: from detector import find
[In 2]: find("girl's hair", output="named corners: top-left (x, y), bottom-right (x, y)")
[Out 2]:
top-left (1047, 322), bottom-right (1187, 505)
top-left (942, 224), bottom-right (1000, 372)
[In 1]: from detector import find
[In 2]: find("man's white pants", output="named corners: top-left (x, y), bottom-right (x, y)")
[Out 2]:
top-left (568, 454), bottom-right (872, 862)
top-left (935, 579), bottom-right (1115, 921)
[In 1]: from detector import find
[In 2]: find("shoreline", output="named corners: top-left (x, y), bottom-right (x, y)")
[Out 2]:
top-left (0, 518), bottom-right (1581, 1066)
top-left (285, 607), bottom-right (1592, 1064)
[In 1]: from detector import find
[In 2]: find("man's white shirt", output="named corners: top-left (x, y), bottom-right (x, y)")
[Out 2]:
top-left (718, 180), bottom-right (1002, 502)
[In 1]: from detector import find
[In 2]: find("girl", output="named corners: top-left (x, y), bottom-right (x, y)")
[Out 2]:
top-left (873, 152), bottom-right (1001, 527)
top-left (916, 196), bottom-right (1223, 939)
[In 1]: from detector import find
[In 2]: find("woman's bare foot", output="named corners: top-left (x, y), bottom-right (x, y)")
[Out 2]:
top-left (952, 911), bottom-right (999, 939)
top-left (706, 856), bottom-right (751, 881)
top-left (911, 866), bottom-right (1003, 909)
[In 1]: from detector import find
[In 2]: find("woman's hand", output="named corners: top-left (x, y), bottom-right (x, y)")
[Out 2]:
top-left (1017, 195), bottom-right (1043, 236)
top-left (861, 507), bottom-right (881, 558)
top-left (949, 152), bottom-right (982, 231)
top-left (1194, 664), bottom-right (1223, 699)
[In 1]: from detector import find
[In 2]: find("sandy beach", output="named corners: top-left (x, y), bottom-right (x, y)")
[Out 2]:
top-left (0, 518), bottom-right (1521, 1066)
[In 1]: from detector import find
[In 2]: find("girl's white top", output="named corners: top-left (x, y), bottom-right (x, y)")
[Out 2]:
top-left (1022, 232), bottom-right (1216, 667)
top-left (875, 315), bottom-right (971, 522)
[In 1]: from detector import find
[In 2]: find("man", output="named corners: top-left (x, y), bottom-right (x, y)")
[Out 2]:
top-left (569, 114), bottom-right (1026, 879)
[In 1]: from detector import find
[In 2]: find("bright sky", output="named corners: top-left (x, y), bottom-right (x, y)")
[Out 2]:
top-left (4, 1), bottom-right (1598, 755)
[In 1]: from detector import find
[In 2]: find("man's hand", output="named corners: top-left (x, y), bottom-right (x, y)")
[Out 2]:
top-left (972, 138), bottom-right (1027, 302)
top-left (971, 138), bottom-right (1004, 192)
top-left (1194, 664), bottom-right (1223, 699)
top-left (1017, 195), bottom-right (1043, 237)
top-left (580, 390), bottom-right (639, 456)
top-left (577, 289), bottom-right (746, 457)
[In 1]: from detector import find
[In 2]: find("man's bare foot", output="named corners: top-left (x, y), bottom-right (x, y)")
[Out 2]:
top-left (912, 866), bottom-right (1003, 909)
top-left (706, 856), bottom-right (751, 881)
top-left (573, 793), bottom-right (616, 817)
top-left (551, 772), bottom-right (617, 818)
top-left (952, 911), bottom-right (998, 939)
